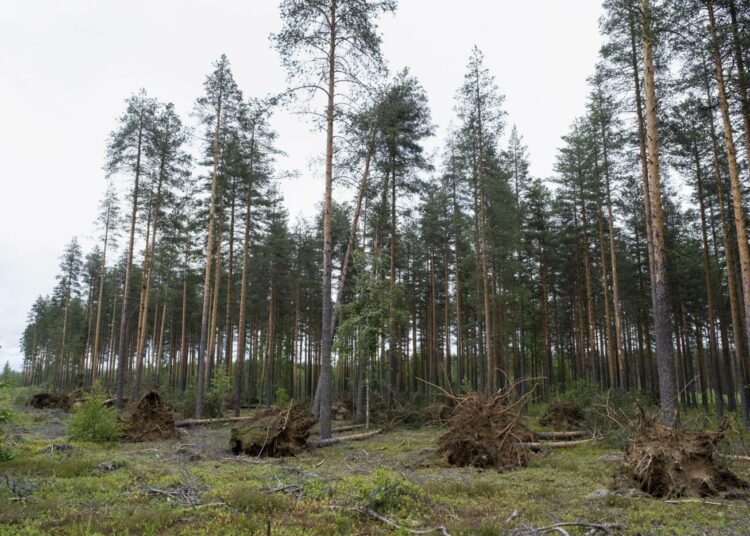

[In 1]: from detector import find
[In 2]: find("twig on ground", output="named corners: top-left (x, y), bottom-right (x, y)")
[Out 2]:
top-left (359, 508), bottom-right (452, 535)
top-left (265, 483), bottom-right (303, 495)
top-left (511, 521), bottom-right (621, 535)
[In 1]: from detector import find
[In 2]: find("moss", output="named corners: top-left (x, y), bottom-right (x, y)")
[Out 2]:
top-left (2, 396), bottom-right (749, 535)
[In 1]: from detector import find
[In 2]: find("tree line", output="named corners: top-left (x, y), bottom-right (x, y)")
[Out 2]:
top-left (20, 0), bottom-right (750, 433)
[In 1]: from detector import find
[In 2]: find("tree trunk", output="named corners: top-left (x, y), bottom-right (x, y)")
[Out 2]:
top-left (317, 0), bottom-right (337, 440)
top-left (92, 203), bottom-right (112, 383)
top-left (195, 85), bottom-right (224, 419)
top-left (116, 113), bottom-right (145, 408)
top-left (707, 0), bottom-right (750, 427)
top-left (641, 0), bottom-right (678, 426)
top-left (235, 131), bottom-right (255, 415)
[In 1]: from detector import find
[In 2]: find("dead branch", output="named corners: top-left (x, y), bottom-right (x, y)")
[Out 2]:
top-left (512, 521), bottom-right (621, 535)
top-left (360, 508), bottom-right (452, 535)
top-left (331, 424), bottom-right (364, 433)
top-left (308, 429), bottom-right (382, 448)
top-left (516, 438), bottom-right (599, 452)
top-left (175, 415), bottom-right (257, 427)
top-left (532, 431), bottom-right (587, 440)
top-left (264, 484), bottom-right (303, 495)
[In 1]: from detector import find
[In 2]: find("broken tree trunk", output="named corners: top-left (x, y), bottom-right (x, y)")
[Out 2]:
top-left (308, 428), bottom-right (382, 449)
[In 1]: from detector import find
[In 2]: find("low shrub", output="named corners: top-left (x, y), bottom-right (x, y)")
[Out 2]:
top-left (353, 468), bottom-right (425, 514)
top-left (67, 384), bottom-right (121, 443)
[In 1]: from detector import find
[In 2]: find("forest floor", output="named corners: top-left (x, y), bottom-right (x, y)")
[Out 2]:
top-left (1, 388), bottom-right (750, 535)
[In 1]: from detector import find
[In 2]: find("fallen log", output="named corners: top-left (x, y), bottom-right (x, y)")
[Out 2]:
top-left (308, 429), bottom-right (382, 448)
top-left (532, 430), bottom-right (587, 440)
top-left (331, 424), bottom-right (364, 433)
top-left (176, 415), bottom-right (257, 427)
top-left (516, 438), bottom-right (598, 452)
top-left (730, 455), bottom-right (750, 462)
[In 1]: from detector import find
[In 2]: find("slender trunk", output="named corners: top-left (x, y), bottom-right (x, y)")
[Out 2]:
top-left (728, 0), bottom-right (750, 174)
top-left (195, 85), bottom-right (224, 418)
top-left (707, 0), bottom-right (750, 427)
top-left (594, 148), bottom-right (616, 388)
top-left (474, 66), bottom-right (494, 393)
top-left (92, 205), bottom-right (111, 382)
top-left (642, 0), bottom-right (678, 426)
top-left (451, 168), bottom-right (464, 386)
top-left (600, 119), bottom-right (626, 389)
top-left (695, 142), bottom-right (724, 416)
top-left (116, 114), bottom-right (145, 408)
top-left (225, 183), bottom-right (236, 379)
top-left (179, 267), bottom-right (189, 392)
top-left (578, 163), bottom-right (597, 384)
top-left (317, 0), bottom-right (337, 439)
top-left (235, 131), bottom-right (255, 415)
top-left (207, 212), bottom-right (224, 382)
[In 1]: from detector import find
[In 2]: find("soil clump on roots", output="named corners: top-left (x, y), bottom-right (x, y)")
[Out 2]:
top-left (613, 412), bottom-right (747, 498)
top-left (437, 389), bottom-right (532, 470)
top-left (230, 403), bottom-right (314, 457)
top-left (122, 391), bottom-right (179, 442)
top-left (331, 399), bottom-right (353, 421)
top-left (539, 400), bottom-right (585, 431)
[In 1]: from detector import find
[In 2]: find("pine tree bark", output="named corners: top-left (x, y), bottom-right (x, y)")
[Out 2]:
top-left (92, 203), bottom-right (112, 382)
top-left (195, 84), bottom-right (224, 419)
top-left (707, 0), bottom-right (750, 427)
top-left (317, 0), bottom-right (337, 439)
top-left (695, 141), bottom-right (724, 416)
top-left (641, 0), bottom-right (678, 426)
top-left (235, 130), bottom-right (255, 415)
top-left (116, 113), bottom-right (145, 408)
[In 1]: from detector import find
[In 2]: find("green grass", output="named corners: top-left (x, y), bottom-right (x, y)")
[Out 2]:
top-left (0, 388), bottom-right (749, 535)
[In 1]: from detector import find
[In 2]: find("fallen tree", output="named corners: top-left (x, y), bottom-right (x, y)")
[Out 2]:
top-left (516, 437), bottom-right (599, 452)
top-left (308, 428), bottom-right (382, 448)
top-left (176, 415), bottom-right (256, 427)
top-left (532, 430), bottom-right (587, 440)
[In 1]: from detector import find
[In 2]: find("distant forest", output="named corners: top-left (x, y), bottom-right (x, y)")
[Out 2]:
top-left (20, 0), bottom-right (750, 435)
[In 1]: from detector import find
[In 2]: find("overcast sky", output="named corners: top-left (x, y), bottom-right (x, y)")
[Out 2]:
top-left (0, 0), bottom-right (603, 370)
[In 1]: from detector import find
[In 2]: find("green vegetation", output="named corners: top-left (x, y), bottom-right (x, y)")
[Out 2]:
top-left (1, 388), bottom-right (748, 535)
top-left (66, 385), bottom-right (121, 443)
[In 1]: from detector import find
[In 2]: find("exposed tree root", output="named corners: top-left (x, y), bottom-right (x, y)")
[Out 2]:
top-left (122, 391), bottom-right (179, 442)
top-left (436, 381), bottom-right (534, 470)
top-left (612, 411), bottom-right (748, 499)
top-left (229, 402), bottom-right (314, 457)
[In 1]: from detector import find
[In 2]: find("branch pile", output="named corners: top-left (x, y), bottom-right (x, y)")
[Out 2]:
top-left (613, 411), bottom-right (748, 498)
top-left (436, 385), bottom-right (533, 470)
top-left (122, 391), bottom-right (180, 442)
top-left (230, 402), bottom-right (314, 457)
